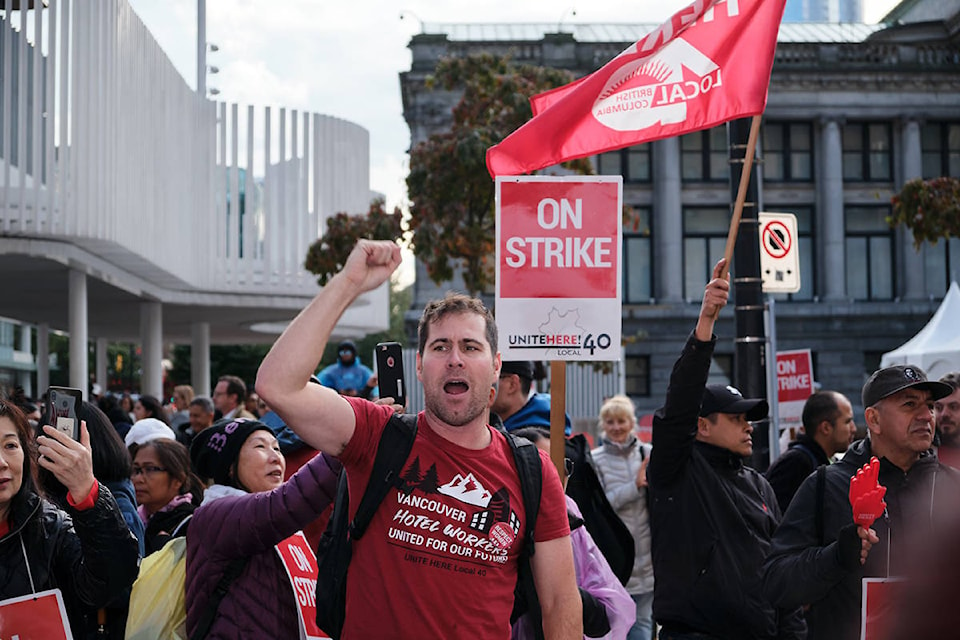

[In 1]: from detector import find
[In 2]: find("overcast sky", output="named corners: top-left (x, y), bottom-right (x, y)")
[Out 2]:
top-left (127, 0), bottom-right (898, 216)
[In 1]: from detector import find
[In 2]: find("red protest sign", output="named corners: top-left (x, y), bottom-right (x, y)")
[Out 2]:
top-left (775, 349), bottom-right (814, 430)
top-left (276, 531), bottom-right (328, 640)
top-left (777, 350), bottom-right (814, 404)
top-left (495, 175), bottom-right (622, 362)
top-left (862, 578), bottom-right (907, 640)
top-left (0, 588), bottom-right (73, 639)
top-left (498, 178), bottom-right (620, 299)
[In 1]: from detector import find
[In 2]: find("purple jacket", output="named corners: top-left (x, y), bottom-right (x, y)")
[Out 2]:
top-left (185, 452), bottom-right (339, 639)
top-left (513, 495), bottom-right (636, 640)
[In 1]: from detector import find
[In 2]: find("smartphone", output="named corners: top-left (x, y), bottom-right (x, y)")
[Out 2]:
top-left (375, 342), bottom-right (406, 407)
top-left (48, 386), bottom-right (83, 440)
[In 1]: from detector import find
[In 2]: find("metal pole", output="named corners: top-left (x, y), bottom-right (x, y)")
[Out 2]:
top-left (765, 296), bottom-right (780, 463)
top-left (197, 0), bottom-right (206, 95)
top-left (728, 116), bottom-right (770, 471)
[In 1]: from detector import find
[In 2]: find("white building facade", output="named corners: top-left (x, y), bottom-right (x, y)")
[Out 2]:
top-left (0, 0), bottom-right (386, 399)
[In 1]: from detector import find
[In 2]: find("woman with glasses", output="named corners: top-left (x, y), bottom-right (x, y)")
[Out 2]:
top-left (131, 438), bottom-right (204, 555)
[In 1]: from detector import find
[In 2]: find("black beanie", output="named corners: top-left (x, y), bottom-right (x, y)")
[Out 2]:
top-left (190, 418), bottom-right (274, 486)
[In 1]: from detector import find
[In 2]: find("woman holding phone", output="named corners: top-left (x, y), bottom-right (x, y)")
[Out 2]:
top-left (0, 399), bottom-right (140, 636)
top-left (185, 417), bottom-right (340, 638)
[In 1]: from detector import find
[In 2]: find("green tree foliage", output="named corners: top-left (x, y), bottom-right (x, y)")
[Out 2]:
top-left (889, 177), bottom-right (960, 247)
top-left (406, 53), bottom-right (593, 295)
top-left (168, 344), bottom-right (271, 394)
top-left (304, 199), bottom-right (404, 286)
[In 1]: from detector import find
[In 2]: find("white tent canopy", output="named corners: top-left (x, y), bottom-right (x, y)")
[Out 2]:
top-left (881, 281), bottom-right (960, 379)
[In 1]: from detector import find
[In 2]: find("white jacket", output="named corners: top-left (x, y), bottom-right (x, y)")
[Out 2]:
top-left (591, 436), bottom-right (654, 595)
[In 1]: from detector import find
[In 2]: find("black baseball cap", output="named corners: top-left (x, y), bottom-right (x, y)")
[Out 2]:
top-left (861, 365), bottom-right (953, 408)
top-left (500, 361), bottom-right (535, 380)
top-left (700, 384), bottom-right (768, 421)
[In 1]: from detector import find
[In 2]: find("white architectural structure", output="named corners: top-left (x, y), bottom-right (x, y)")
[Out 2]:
top-left (0, 1), bottom-right (387, 399)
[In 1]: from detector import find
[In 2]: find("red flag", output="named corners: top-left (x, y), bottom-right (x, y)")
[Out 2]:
top-left (486, 0), bottom-right (787, 178)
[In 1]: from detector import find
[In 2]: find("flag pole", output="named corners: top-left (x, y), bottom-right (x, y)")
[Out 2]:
top-left (550, 360), bottom-right (567, 482)
top-left (721, 114), bottom-right (763, 277)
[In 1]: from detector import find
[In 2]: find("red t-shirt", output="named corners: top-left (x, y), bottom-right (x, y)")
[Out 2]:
top-left (937, 445), bottom-right (960, 470)
top-left (339, 398), bottom-right (570, 639)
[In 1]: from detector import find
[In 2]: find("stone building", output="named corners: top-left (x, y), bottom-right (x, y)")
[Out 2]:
top-left (399, 0), bottom-right (960, 423)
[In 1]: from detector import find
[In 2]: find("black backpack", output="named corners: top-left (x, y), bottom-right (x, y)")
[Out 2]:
top-left (315, 413), bottom-right (544, 640)
top-left (563, 433), bottom-right (636, 586)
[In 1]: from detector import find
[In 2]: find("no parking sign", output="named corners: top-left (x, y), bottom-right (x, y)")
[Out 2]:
top-left (759, 212), bottom-right (801, 293)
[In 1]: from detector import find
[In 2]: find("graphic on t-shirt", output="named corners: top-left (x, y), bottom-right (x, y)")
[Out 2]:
top-left (391, 455), bottom-right (520, 558)
top-left (439, 472), bottom-right (492, 507)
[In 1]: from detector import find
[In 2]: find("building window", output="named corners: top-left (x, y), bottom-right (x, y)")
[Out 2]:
top-left (595, 144), bottom-right (651, 182)
top-left (625, 355), bottom-right (650, 397)
top-left (624, 207), bottom-right (652, 303)
top-left (921, 122), bottom-right (960, 178)
top-left (0, 321), bottom-right (13, 348)
top-left (769, 206), bottom-right (815, 302)
top-left (683, 207), bottom-right (729, 300)
top-left (842, 122), bottom-right (892, 182)
top-left (845, 206), bottom-right (894, 300)
top-left (923, 237), bottom-right (960, 298)
top-left (681, 126), bottom-right (729, 182)
top-left (763, 122), bottom-right (813, 182)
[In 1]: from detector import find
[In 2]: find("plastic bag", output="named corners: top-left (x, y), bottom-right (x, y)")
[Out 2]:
top-left (124, 536), bottom-right (188, 640)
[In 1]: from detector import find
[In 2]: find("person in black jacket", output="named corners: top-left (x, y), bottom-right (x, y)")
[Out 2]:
top-left (647, 259), bottom-right (805, 640)
top-left (0, 398), bottom-right (140, 638)
top-left (765, 390), bottom-right (856, 510)
top-left (763, 364), bottom-right (960, 640)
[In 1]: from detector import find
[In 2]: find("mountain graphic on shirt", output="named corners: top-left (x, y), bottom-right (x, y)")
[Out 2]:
top-left (438, 472), bottom-right (492, 507)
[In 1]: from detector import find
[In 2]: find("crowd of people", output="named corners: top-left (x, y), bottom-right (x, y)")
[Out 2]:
top-left (2, 237), bottom-right (959, 639)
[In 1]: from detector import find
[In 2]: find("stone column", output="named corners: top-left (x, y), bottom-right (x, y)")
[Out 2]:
top-left (139, 302), bottom-right (163, 399)
top-left (820, 118), bottom-right (846, 300)
top-left (95, 337), bottom-right (108, 393)
top-left (68, 270), bottom-right (89, 397)
top-left (653, 137), bottom-right (683, 302)
top-left (900, 117), bottom-right (925, 299)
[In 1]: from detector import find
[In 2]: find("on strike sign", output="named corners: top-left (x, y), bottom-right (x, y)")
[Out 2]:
top-left (496, 176), bottom-right (622, 362)
top-left (777, 349), bottom-right (815, 429)
top-left (276, 532), bottom-right (328, 640)
top-left (0, 588), bottom-right (73, 639)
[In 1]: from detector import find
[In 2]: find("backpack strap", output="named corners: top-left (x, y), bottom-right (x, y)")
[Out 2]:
top-left (349, 412), bottom-right (419, 540)
top-left (793, 443), bottom-right (821, 470)
top-left (170, 513), bottom-right (192, 538)
top-left (815, 463), bottom-right (826, 547)
top-left (190, 556), bottom-right (249, 640)
top-left (505, 432), bottom-right (544, 640)
top-left (506, 433), bottom-right (542, 553)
